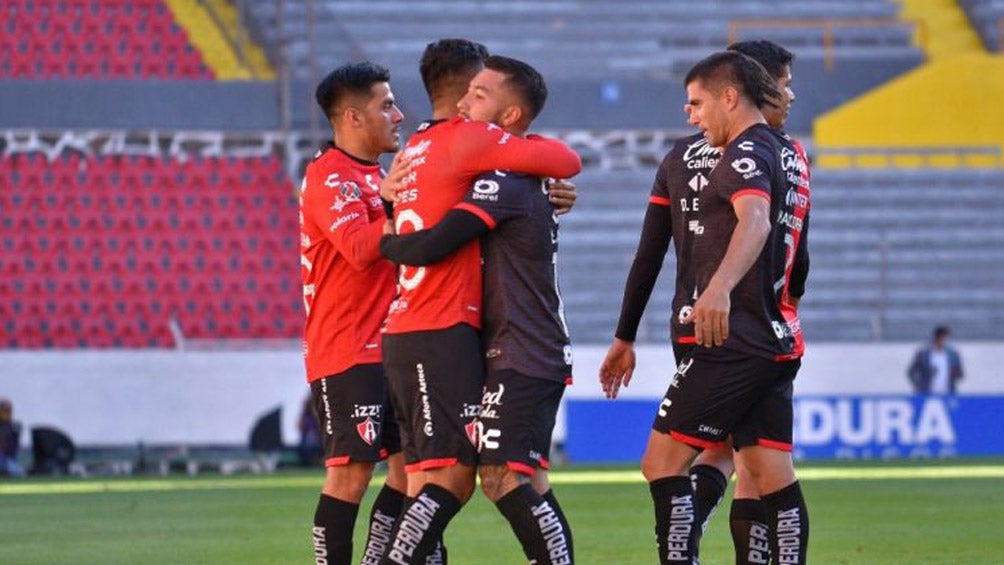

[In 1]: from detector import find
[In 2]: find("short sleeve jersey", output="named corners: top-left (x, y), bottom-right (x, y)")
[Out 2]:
top-left (383, 117), bottom-right (581, 335)
top-left (300, 144), bottom-right (395, 381)
top-left (455, 171), bottom-right (573, 383)
top-left (693, 123), bottom-right (805, 360)
top-left (774, 133), bottom-right (811, 356)
top-left (650, 132), bottom-right (719, 344)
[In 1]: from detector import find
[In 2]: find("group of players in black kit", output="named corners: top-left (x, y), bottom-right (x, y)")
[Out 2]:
top-left (299, 33), bottom-right (811, 565)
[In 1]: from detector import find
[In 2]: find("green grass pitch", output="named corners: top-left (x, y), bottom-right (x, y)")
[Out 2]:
top-left (2, 460), bottom-right (1002, 564)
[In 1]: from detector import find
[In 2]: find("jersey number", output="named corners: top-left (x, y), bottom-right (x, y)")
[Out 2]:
top-left (395, 209), bottom-right (426, 290)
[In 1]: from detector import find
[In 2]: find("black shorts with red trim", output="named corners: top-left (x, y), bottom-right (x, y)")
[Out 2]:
top-left (652, 346), bottom-right (801, 452)
top-left (382, 323), bottom-right (484, 473)
top-left (477, 369), bottom-right (565, 476)
top-left (310, 363), bottom-right (401, 467)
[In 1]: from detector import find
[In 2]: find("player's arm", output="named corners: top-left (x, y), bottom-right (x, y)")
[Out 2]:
top-left (788, 209), bottom-right (810, 309)
top-left (602, 160), bottom-right (674, 399)
top-left (380, 172), bottom-right (524, 265)
top-left (601, 197), bottom-right (673, 399)
top-left (304, 179), bottom-right (384, 271)
top-left (690, 193), bottom-right (770, 347)
top-left (379, 210), bottom-right (488, 266)
top-left (456, 121), bottom-right (582, 179)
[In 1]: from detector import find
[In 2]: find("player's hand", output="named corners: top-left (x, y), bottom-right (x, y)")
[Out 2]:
top-left (684, 283), bottom-right (730, 347)
top-left (380, 151), bottom-right (412, 202)
top-left (548, 178), bottom-right (577, 215)
top-left (599, 338), bottom-right (636, 400)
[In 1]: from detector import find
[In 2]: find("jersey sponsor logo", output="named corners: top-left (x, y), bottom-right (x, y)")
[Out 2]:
top-left (329, 212), bottom-right (361, 232)
top-left (738, 140), bottom-right (755, 152)
top-left (669, 357), bottom-right (694, 389)
top-left (417, 363), bottom-right (433, 436)
top-left (352, 404), bottom-right (381, 418)
top-left (687, 172), bottom-right (708, 193)
top-left (677, 305), bottom-right (693, 325)
top-left (687, 219), bottom-right (704, 235)
top-left (331, 196), bottom-right (349, 212)
top-left (775, 210), bottom-right (804, 232)
top-left (682, 137), bottom-right (719, 170)
top-left (480, 383), bottom-right (504, 420)
top-left (563, 345), bottom-right (573, 366)
top-left (356, 416), bottom-right (380, 446)
top-left (471, 178), bottom-right (501, 202)
top-left (731, 157), bottom-right (761, 179)
top-left (324, 172), bottom-right (341, 188)
top-left (698, 424), bottom-right (722, 436)
top-left (784, 188), bottom-right (809, 210)
top-left (771, 319), bottom-right (801, 339)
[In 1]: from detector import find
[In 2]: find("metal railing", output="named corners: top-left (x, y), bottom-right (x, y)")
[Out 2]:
top-left (727, 17), bottom-right (928, 71)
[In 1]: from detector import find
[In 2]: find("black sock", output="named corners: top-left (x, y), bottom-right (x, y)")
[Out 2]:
top-left (313, 494), bottom-right (359, 565)
top-left (649, 476), bottom-right (698, 564)
top-left (690, 464), bottom-right (728, 539)
top-left (761, 481), bottom-right (809, 565)
top-left (542, 489), bottom-right (574, 562)
top-left (495, 484), bottom-right (573, 564)
top-left (380, 484), bottom-right (461, 565)
top-left (424, 539), bottom-right (447, 565)
top-left (360, 486), bottom-right (406, 565)
top-left (729, 498), bottom-right (770, 565)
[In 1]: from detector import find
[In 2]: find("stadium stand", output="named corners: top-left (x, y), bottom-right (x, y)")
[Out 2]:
top-left (960, 0), bottom-right (1004, 50)
top-left (0, 136), bottom-right (300, 348)
top-left (559, 167), bottom-right (1004, 344)
top-left (243, 0), bottom-right (919, 80)
top-left (0, 0), bottom-right (212, 79)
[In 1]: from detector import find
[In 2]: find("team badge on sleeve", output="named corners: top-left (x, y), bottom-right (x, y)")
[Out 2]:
top-left (340, 181), bottom-right (362, 201)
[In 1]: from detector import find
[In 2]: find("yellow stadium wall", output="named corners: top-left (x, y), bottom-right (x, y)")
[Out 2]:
top-left (815, 53), bottom-right (1004, 144)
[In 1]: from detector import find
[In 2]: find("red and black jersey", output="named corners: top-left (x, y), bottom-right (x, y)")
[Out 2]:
top-left (300, 144), bottom-right (395, 381)
top-left (694, 123), bottom-right (809, 360)
top-left (615, 132), bottom-right (719, 346)
top-left (458, 171), bottom-right (572, 384)
top-left (383, 117), bottom-right (581, 335)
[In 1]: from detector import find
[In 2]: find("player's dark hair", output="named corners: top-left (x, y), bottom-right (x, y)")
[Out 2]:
top-left (934, 325), bottom-right (950, 339)
top-left (315, 61), bottom-right (391, 121)
top-left (727, 40), bottom-right (795, 79)
top-left (684, 51), bottom-right (780, 109)
top-left (419, 38), bottom-right (489, 98)
top-left (484, 55), bottom-right (548, 120)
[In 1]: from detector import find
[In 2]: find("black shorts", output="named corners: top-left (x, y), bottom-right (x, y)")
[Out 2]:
top-left (477, 369), bottom-right (566, 476)
top-left (652, 347), bottom-right (801, 452)
top-left (310, 363), bottom-right (401, 467)
top-left (382, 323), bottom-right (484, 472)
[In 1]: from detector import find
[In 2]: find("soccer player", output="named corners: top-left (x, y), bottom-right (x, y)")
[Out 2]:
top-left (600, 40), bottom-right (810, 563)
top-left (377, 40), bottom-right (581, 565)
top-left (299, 61), bottom-right (408, 565)
top-left (380, 55), bottom-right (575, 564)
top-left (602, 51), bottom-right (810, 564)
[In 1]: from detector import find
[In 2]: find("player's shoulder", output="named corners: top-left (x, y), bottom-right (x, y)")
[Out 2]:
top-left (474, 170), bottom-right (540, 194)
top-left (723, 124), bottom-right (779, 159)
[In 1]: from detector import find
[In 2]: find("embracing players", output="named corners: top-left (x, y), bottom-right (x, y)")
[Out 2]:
top-left (381, 55), bottom-right (576, 564)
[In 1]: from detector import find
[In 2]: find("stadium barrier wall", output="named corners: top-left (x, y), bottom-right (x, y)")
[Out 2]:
top-left (1, 343), bottom-right (1001, 462)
